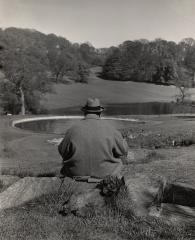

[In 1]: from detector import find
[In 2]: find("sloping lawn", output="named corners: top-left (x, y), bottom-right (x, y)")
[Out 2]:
top-left (42, 67), bottom-right (183, 112)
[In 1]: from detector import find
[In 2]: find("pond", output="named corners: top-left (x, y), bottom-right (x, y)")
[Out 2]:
top-left (14, 102), bottom-right (195, 134)
top-left (49, 102), bottom-right (195, 116)
top-left (14, 117), bottom-right (145, 134)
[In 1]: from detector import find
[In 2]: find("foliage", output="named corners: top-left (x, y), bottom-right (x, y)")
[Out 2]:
top-left (79, 42), bottom-right (104, 66)
top-left (0, 35), bottom-right (51, 114)
top-left (45, 34), bottom-right (76, 82)
top-left (76, 62), bottom-right (89, 83)
top-left (102, 38), bottom-right (195, 88)
top-left (0, 28), bottom-right (95, 114)
top-left (2, 28), bottom-right (195, 114)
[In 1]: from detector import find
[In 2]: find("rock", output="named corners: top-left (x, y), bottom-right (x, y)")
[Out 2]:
top-left (125, 178), bottom-right (157, 216)
top-left (0, 177), bottom-right (61, 210)
top-left (149, 203), bottom-right (195, 224)
top-left (150, 180), bottom-right (195, 224)
top-left (0, 175), bottom-right (20, 192)
top-left (47, 138), bottom-right (63, 146)
top-left (154, 180), bottom-right (195, 207)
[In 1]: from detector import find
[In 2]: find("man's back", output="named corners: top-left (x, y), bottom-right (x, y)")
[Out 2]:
top-left (58, 114), bottom-right (128, 178)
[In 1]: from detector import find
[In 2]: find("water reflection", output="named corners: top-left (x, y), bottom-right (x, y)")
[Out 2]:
top-left (16, 119), bottom-right (77, 134)
top-left (16, 118), bottom-right (144, 134)
top-left (15, 102), bottom-right (195, 134)
top-left (50, 102), bottom-right (195, 116)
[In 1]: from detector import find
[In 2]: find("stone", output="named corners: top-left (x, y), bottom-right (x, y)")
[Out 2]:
top-left (154, 180), bottom-right (195, 207)
top-left (47, 138), bottom-right (63, 146)
top-left (150, 180), bottom-right (195, 224)
top-left (0, 177), bottom-right (61, 210)
top-left (149, 203), bottom-right (195, 224)
top-left (0, 175), bottom-right (20, 192)
top-left (125, 178), bottom-right (157, 216)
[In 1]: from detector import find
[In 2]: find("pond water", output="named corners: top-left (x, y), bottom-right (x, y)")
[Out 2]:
top-left (15, 118), bottom-right (144, 134)
top-left (14, 102), bottom-right (195, 134)
top-left (49, 102), bottom-right (195, 116)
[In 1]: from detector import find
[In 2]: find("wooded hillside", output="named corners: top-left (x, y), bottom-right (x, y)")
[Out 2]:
top-left (1, 28), bottom-right (195, 114)
top-left (0, 28), bottom-right (103, 114)
top-left (102, 38), bottom-right (195, 87)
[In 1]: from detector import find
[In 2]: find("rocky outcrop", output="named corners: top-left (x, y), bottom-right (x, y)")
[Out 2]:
top-left (150, 181), bottom-right (195, 224)
top-left (0, 177), bottom-right (61, 210)
top-left (0, 175), bottom-right (20, 192)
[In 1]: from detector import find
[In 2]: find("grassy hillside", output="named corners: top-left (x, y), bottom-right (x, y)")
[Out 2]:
top-left (43, 67), bottom-right (187, 112)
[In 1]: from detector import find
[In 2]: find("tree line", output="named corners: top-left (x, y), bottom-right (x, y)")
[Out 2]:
top-left (1, 28), bottom-right (195, 115)
top-left (0, 28), bottom-right (103, 114)
top-left (102, 38), bottom-right (195, 89)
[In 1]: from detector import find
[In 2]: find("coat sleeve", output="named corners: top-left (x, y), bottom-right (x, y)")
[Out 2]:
top-left (113, 130), bottom-right (128, 158)
top-left (58, 129), bottom-right (75, 161)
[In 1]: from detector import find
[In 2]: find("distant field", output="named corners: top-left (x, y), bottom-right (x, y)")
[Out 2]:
top-left (43, 67), bottom-right (185, 111)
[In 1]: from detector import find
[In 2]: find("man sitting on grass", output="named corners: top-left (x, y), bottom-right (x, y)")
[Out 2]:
top-left (58, 98), bottom-right (128, 182)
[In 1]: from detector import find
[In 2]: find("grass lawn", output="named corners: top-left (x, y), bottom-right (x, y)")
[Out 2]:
top-left (42, 67), bottom-right (186, 112)
top-left (0, 116), bottom-right (62, 177)
top-left (0, 114), bottom-right (195, 183)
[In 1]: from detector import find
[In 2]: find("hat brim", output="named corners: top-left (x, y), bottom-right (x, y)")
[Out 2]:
top-left (81, 106), bottom-right (104, 113)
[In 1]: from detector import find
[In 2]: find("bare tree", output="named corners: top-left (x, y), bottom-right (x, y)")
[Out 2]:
top-left (174, 66), bottom-right (192, 103)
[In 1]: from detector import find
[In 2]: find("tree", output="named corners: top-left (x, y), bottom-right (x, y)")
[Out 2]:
top-left (0, 44), bottom-right (3, 69)
top-left (102, 48), bottom-right (123, 80)
top-left (173, 65), bottom-right (192, 103)
top-left (47, 49), bottom-right (74, 82)
top-left (45, 34), bottom-right (75, 82)
top-left (101, 38), bottom-right (194, 88)
top-left (76, 63), bottom-right (89, 83)
top-left (0, 46), bottom-right (51, 115)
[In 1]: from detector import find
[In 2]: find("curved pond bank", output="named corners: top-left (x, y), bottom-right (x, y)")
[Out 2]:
top-left (12, 116), bottom-right (144, 134)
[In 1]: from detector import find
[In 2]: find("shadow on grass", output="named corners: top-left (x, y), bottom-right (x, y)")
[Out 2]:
top-left (0, 168), bottom-right (58, 178)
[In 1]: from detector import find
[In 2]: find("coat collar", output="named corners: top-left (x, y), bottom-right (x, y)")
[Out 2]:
top-left (84, 114), bottom-right (101, 120)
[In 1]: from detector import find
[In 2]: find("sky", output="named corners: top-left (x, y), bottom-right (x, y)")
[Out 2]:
top-left (0, 0), bottom-right (195, 48)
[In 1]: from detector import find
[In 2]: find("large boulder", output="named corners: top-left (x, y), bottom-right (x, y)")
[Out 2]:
top-left (0, 175), bottom-right (20, 192)
top-left (125, 178), bottom-right (157, 216)
top-left (154, 181), bottom-right (195, 207)
top-left (150, 181), bottom-right (195, 224)
top-left (0, 177), bottom-right (61, 210)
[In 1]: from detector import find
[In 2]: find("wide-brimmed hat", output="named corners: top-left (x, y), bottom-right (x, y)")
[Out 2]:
top-left (81, 98), bottom-right (104, 113)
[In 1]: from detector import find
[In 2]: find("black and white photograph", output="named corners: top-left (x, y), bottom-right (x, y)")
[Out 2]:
top-left (0, 0), bottom-right (194, 239)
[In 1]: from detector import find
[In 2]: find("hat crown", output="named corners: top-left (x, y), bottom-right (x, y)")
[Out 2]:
top-left (86, 98), bottom-right (100, 108)
top-left (82, 98), bottom-right (104, 113)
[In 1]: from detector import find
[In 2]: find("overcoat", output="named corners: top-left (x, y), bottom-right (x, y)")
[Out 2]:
top-left (58, 114), bottom-right (128, 178)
